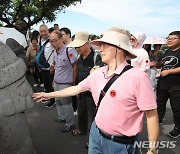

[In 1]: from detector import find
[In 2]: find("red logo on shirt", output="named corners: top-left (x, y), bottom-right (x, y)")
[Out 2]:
top-left (145, 60), bottom-right (149, 63)
top-left (69, 53), bottom-right (73, 58)
top-left (110, 90), bottom-right (116, 97)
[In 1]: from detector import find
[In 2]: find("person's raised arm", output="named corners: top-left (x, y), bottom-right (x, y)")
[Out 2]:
top-left (160, 66), bottom-right (180, 77)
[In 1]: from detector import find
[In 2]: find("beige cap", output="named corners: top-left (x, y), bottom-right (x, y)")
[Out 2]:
top-left (67, 31), bottom-right (89, 48)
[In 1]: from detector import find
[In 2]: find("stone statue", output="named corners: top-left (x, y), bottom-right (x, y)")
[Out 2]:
top-left (6, 38), bottom-right (28, 66)
top-left (0, 41), bottom-right (34, 154)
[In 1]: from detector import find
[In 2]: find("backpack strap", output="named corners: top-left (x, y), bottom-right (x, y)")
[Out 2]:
top-left (95, 65), bottom-right (133, 115)
top-left (39, 38), bottom-right (49, 50)
top-left (93, 50), bottom-right (99, 66)
top-left (38, 36), bottom-right (42, 47)
top-left (46, 50), bottom-right (54, 62)
top-left (91, 46), bottom-right (100, 66)
top-left (40, 38), bottom-right (52, 62)
top-left (66, 47), bottom-right (73, 67)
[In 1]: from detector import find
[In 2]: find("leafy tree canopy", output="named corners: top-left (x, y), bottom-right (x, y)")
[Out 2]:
top-left (0, 0), bottom-right (81, 33)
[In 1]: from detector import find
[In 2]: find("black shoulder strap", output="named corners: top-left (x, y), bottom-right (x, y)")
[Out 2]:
top-left (40, 38), bottom-right (52, 62)
top-left (39, 36), bottom-right (42, 47)
top-left (96, 65), bottom-right (133, 115)
top-left (66, 47), bottom-right (73, 67)
top-left (43, 39), bottom-right (49, 47)
top-left (39, 38), bottom-right (49, 49)
top-left (47, 50), bottom-right (54, 62)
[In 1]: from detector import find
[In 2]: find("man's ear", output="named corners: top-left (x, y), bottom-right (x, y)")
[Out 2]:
top-left (67, 34), bottom-right (70, 38)
top-left (117, 48), bottom-right (123, 53)
top-left (85, 42), bottom-right (89, 47)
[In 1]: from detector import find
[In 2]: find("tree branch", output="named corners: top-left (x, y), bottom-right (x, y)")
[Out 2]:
top-left (0, 14), bottom-right (11, 26)
top-left (12, 2), bottom-right (23, 24)
top-left (0, 0), bottom-right (82, 32)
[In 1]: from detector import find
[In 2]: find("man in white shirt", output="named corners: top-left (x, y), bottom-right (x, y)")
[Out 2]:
top-left (39, 24), bottom-right (55, 108)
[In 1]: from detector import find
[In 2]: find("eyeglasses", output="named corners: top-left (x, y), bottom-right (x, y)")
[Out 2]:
top-left (50, 39), bottom-right (59, 44)
top-left (130, 38), bottom-right (136, 41)
top-left (166, 37), bottom-right (179, 41)
top-left (75, 44), bottom-right (85, 49)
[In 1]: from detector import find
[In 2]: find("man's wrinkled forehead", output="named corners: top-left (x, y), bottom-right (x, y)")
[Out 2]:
top-left (40, 25), bottom-right (48, 31)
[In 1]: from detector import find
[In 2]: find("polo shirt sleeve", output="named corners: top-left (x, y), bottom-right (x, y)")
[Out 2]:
top-left (68, 48), bottom-right (78, 64)
top-left (138, 51), bottom-right (150, 72)
top-left (78, 73), bottom-right (94, 92)
top-left (135, 71), bottom-right (157, 111)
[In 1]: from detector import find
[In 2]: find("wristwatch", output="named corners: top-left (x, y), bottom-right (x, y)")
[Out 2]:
top-left (148, 148), bottom-right (158, 154)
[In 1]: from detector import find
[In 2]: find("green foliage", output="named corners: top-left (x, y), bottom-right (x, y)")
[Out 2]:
top-left (161, 44), bottom-right (168, 50)
top-left (89, 34), bottom-right (102, 41)
top-left (0, 0), bottom-right (81, 33)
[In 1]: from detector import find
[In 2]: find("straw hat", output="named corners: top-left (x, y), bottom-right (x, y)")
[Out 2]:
top-left (67, 31), bottom-right (89, 48)
top-left (90, 27), bottom-right (136, 59)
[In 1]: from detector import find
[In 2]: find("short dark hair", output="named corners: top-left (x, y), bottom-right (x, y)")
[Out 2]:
top-left (54, 24), bottom-right (59, 27)
top-left (32, 30), bottom-right (39, 38)
top-left (59, 27), bottom-right (71, 38)
top-left (31, 37), bottom-right (38, 43)
top-left (48, 27), bottom-right (54, 33)
top-left (168, 31), bottom-right (180, 38)
top-left (71, 35), bottom-right (75, 41)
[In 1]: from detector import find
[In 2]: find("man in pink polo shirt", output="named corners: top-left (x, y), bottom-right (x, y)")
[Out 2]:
top-left (33, 27), bottom-right (159, 154)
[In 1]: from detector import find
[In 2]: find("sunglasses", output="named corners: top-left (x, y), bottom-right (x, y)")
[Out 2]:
top-left (130, 38), bottom-right (136, 41)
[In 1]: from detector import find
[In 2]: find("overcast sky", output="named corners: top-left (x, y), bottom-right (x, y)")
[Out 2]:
top-left (33, 0), bottom-right (180, 38)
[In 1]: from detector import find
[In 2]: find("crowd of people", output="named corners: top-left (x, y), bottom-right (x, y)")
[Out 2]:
top-left (26, 23), bottom-right (180, 154)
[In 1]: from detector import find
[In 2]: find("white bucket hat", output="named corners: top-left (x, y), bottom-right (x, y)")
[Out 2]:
top-left (67, 31), bottom-right (89, 48)
top-left (90, 27), bottom-right (136, 59)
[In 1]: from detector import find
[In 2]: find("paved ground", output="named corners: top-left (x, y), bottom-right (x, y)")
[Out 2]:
top-left (25, 73), bottom-right (180, 154)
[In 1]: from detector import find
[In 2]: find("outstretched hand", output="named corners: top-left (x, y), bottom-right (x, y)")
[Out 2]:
top-left (32, 92), bottom-right (51, 102)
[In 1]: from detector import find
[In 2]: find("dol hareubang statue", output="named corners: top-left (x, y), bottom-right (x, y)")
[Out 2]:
top-left (0, 41), bottom-right (34, 153)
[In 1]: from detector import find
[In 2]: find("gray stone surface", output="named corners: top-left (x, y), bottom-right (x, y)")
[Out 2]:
top-left (6, 38), bottom-right (24, 55)
top-left (0, 41), bottom-right (34, 154)
top-left (6, 38), bottom-right (28, 66)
